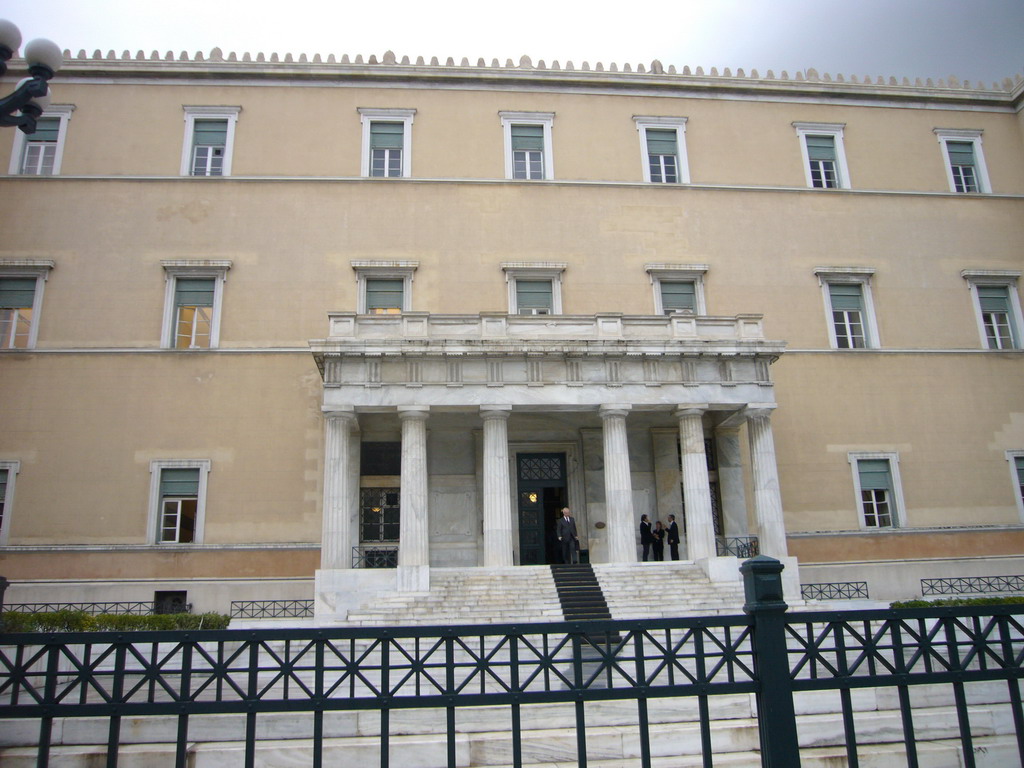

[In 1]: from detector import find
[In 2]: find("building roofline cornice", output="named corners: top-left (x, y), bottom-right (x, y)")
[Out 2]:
top-left (7, 49), bottom-right (1023, 109)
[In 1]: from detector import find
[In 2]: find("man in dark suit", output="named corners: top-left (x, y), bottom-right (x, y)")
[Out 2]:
top-left (667, 514), bottom-right (680, 561)
top-left (639, 514), bottom-right (654, 561)
top-left (556, 507), bottom-right (579, 564)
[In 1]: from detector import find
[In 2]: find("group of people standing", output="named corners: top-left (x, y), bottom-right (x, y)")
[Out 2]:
top-left (639, 514), bottom-right (680, 561)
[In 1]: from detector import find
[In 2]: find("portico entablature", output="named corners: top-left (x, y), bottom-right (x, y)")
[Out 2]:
top-left (310, 312), bottom-right (785, 411)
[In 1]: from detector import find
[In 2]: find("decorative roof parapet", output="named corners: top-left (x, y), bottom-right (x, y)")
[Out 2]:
top-left (12, 48), bottom-right (1020, 97)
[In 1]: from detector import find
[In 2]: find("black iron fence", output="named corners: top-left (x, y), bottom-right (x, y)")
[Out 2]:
top-left (715, 536), bottom-right (759, 558)
top-left (1, 557), bottom-right (1022, 768)
top-left (4, 601), bottom-right (192, 616)
top-left (352, 544), bottom-right (399, 569)
top-left (923, 575), bottom-right (1024, 596)
top-left (800, 581), bottom-right (870, 600)
top-left (229, 600), bottom-right (314, 619)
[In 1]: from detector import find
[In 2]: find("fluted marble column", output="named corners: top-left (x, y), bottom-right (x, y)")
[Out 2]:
top-left (398, 407), bottom-right (430, 590)
top-left (747, 406), bottom-right (789, 558)
top-left (321, 408), bottom-right (358, 570)
top-left (676, 406), bottom-right (717, 563)
top-left (481, 406), bottom-right (513, 567)
top-left (601, 405), bottom-right (636, 563)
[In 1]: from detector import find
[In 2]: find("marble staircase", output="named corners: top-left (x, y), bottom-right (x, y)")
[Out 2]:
top-left (595, 561), bottom-right (746, 619)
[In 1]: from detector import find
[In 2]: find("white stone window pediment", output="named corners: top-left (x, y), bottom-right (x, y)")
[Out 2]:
top-left (147, 459), bottom-right (212, 545)
top-left (0, 459), bottom-right (21, 545)
top-left (813, 266), bottom-right (880, 349)
top-left (353, 260), bottom-right (419, 314)
top-left (0, 260), bottom-right (56, 350)
top-left (8, 104), bottom-right (75, 176)
top-left (499, 111), bottom-right (555, 181)
top-left (848, 451), bottom-right (905, 529)
top-left (793, 121), bottom-right (851, 190)
top-left (633, 116), bottom-right (690, 184)
top-left (933, 128), bottom-right (991, 194)
top-left (358, 108), bottom-right (416, 178)
top-left (961, 269), bottom-right (1023, 350)
top-left (180, 106), bottom-right (241, 177)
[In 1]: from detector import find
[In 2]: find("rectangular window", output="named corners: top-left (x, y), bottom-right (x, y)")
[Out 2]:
top-left (946, 141), bottom-right (978, 193)
top-left (857, 459), bottom-right (894, 528)
top-left (365, 278), bottom-right (404, 314)
top-left (516, 280), bottom-right (553, 314)
top-left (794, 123), bottom-right (850, 190)
top-left (660, 280), bottom-right (696, 314)
top-left (159, 468), bottom-right (200, 543)
top-left (1014, 455), bottom-right (1024, 516)
top-left (0, 461), bottom-right (18, 545)
top-left (19, 117), bottom-right (60, 175)
top-left (190, 119), bottom-right (227, 176)
top-left (805, 135), bottom-right (838, 188)
top-left (369, 122), bottom-right (404, 177)
top-left (977, 285), bottom-right (1016, 349)
top-left (0, 468), bottom-right (8, 540)
top-left (174, 278), bottom-right (214, 349)
top-left (511, 124), bottom-right (545, 180)
top-left (828, 283), bottom-right (867, 348)
top-left (645, 129), bottom-right (679, 183)
top-left (0, 277), bottom-right (36, 349)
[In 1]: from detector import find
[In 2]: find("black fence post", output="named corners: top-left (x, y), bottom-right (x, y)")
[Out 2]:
top-left (0, 575), bottom-right (8, 631)
top-left (741, 555), bottom-right (801, 768)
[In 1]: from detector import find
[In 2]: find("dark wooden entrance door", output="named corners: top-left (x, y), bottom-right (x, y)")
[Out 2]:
top-left (516, 453), bottom-right (567, 565)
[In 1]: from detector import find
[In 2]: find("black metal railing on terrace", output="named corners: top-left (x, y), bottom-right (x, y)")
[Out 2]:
top-left (800, 581), bottom-right (870, 600)
top-left (352, 544), bottom-right (399, 569)
top-left (3, 601), bottom-right (192, 616)
top-left (1, 557), bottom-right (1023, 768)
top-left (229, 600), bottom-right (314, 619)
top-left (922, 575), bottom-right (1024, 596)
top-left (715, 536), bottom-right (759, 558)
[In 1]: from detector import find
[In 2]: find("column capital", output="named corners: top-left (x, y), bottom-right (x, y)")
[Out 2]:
top-left (599, 404), bottom-right (632, 420)
top-left (674, 404), bottom-right (709, 419)
top-left (398, 406), bottom-right (430, 422)
top-left (480, 405), bottom-right (512, 421)
top-left (745, 403), bottom-right (778, 420)
top-left (322, 406), bottom-right (358, 425)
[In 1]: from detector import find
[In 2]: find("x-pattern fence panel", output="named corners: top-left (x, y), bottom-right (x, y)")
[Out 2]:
top-left (2, 600), bottom-right (1024, 768)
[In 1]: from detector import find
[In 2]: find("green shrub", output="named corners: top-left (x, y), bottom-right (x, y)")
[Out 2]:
top-left (1, 611), bottom-right (232, 633)
top-left (891, 595), bottom-right (1024, 608)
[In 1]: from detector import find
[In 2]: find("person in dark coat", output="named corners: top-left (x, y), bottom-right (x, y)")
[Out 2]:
top-left (556, 507), bottom-right (579, 564)
top-left (652, 520), bottom-right (666, 561)
top-left (639, 514), bottom-right (654, 561)
top-left (667, 514), bottom-right (680, 561)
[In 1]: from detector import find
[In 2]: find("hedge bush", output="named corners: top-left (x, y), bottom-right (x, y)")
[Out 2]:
top-left (891, 595), bottom-right (1024, 609)
top-left (1, 611), bottom-right (231, 633)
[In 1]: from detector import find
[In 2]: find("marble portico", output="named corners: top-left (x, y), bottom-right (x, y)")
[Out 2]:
top-left (310, 312), bottom-right (796, 621)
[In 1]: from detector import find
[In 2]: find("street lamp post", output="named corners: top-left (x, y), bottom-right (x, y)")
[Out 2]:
top-left (0, 19), bottom-right (62, 134)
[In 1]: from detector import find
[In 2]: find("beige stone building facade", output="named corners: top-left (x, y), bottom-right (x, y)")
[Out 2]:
top-left (1, 49), bottom-right (1022, 615)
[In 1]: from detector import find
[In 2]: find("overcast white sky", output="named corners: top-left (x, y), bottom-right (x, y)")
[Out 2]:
top-left (4, 0), bottom-right (1023, 85)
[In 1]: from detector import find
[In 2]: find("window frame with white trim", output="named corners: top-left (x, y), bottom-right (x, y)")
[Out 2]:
top-left (1007, 451), bottom-right (1024, 523)
top-left (502, 263), bottom-right (566, 315)
top-left (8, 104), bottom-right (74, 176)
top-left (634, 116), bottom-right (690, 184)
top-left (358, 108), bottom-right (416, 178)
top-left (353, 260), bottom-right (418, 314)
top-left (160, 260), bottom-right (231, 350)
top-left (962, 270), bottom-right (1022, 350)
top-left (849, 452), bottom-right (905, 530)
top-left (793, 122), bottom-right (851, 190)
top-left (147, 460), bottom-right (211, 545)
top-left (0, 460), bottom-right (21, 546)
top-left (645, 263), bottom-right (707, 315)
top-left (814, 267), bottom-right (880, 350)
top-left (180, 106), bottom-right (240, 177)
top-left (499, 111), bottom-right (555, 181)
top-left (934, 129), bottom-right (991, 194)
top-left (0, 260), bottom-right (55, 350)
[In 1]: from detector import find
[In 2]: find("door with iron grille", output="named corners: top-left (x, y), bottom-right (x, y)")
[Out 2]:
top-left (516, 453), bottom-right (567, 565)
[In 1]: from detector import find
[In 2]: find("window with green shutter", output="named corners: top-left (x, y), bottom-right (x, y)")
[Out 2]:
top-left (159, 468), bottom-right (200, 543)
top-left (511, 124), bottom-right (545, 179)
top-left (174, 278), bottom-right (215, 349)
top-left (645, 129), bottom-right (679, 183)
top-left (516, 280), bottom-right (553, 314)
top-left (369, 122), bottom-right (404, 177)
top-left (191, 119), bottom-right (228, 176)
top-left (806, 135), bottom-right (838, 188)
top-left (828, 283), bottom-right (867, 348)
top-left (660, 281), bottom-right (696, 314)
top-left (977, 285), bottom-right (1017, 349)
top-left (20, 116), bottom-right (60, 175)
top-left (946, 141), bottom-right (978, 193)
top-left (1015, 457), bottom-right (1024, 507)
top-left (0, 468), bottom-right (7, 533)
top-left (0, 277), bottom-right (36, 349)
top-left (857, 458), bottom-right (894, 528)
top-left (366, 278), bottom-right (404, 314)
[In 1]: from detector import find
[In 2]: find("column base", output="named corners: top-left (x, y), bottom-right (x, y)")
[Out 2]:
top-left (397, 564), bottom-right (431, 593)
top-left (314, 568), bottom-right (397, 624)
